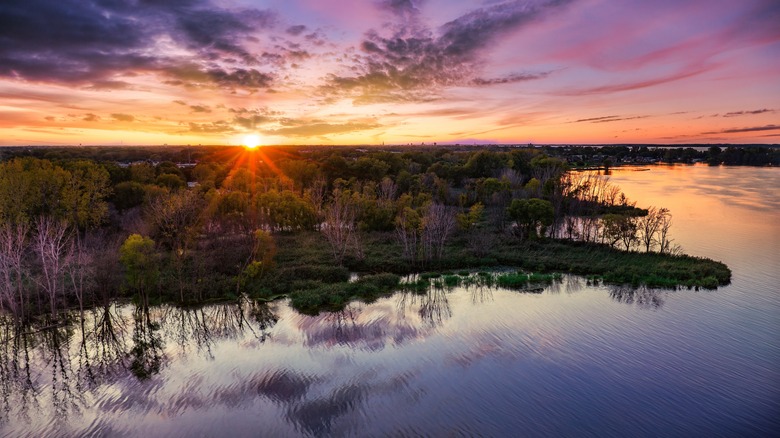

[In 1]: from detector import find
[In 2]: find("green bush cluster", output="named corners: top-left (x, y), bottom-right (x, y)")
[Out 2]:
top-left (289, 273), bottom-right (401, 314)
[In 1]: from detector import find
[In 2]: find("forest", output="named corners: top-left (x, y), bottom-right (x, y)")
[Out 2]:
top-left (0, 145), bottom-right (732, 322)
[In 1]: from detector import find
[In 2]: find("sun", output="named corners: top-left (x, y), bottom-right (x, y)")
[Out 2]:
top-left (243, 134), bottom-right (261, 149)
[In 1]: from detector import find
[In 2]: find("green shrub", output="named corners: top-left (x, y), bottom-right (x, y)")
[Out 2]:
top-left (443, 275), bottom-right (461, 287)
top-left (496, 273), bottom-right (529, 289)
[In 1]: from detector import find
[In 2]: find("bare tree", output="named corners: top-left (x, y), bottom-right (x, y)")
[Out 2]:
top-left (67, 234), bottom-right (94, 315)
top-left (637, 207), bottom-right (671, 252)
top-left (307, 176), bottom-right (328, 230)
top-left (0, 222), bottom-right (30, 319)
top-left (395, 207), bottom-right (420, 263)
top-left (500, 168), bottom-right (524, 191)
top-left (422, 203), bottom-right (456, 261)
top-left (378, 177), bottom-right (397, 205)
top-left (321, 191), bottom-right (357, 265)
top-left (657, 209), bottom-right (675, 254)
top-left (34, 216), bottom-right (73, 317)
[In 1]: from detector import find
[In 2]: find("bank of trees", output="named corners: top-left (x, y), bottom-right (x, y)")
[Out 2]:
top-left (0, 158), bottom-right (115, 321)
top-left (1, 146), bottom-right (691, 321)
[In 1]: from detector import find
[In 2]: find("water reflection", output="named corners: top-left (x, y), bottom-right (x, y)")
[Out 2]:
top-left (0, 274), bottom-right (733, 435)
top-left (609, 286), bottom-right (665, 309)
top-left (130, 305), bottom-right (165, 379)
top-left (0, 299), bottom-right (284, 432)
top-left (160, 298), bottom-right (277, 358)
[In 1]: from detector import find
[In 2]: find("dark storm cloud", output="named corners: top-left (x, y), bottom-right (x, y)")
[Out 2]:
top-left (438, 0), bottom-right (569, 58)
top-left (174, 6), bottom-right (276, 61)
top-left (323, 0), bottom-right (570, 103)
top-left (0, 0), bottom-right (277, 90)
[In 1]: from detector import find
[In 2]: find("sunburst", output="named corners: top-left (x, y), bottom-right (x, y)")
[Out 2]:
top-left (243, 134), bottom-right (261, 149)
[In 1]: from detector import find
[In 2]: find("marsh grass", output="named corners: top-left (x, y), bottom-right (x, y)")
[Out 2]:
top-left (260, 231), bottom-right (730, 313)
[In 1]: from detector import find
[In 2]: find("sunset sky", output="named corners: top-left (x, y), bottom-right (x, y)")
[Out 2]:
top-left (1, 0), bottom-right (778, 146)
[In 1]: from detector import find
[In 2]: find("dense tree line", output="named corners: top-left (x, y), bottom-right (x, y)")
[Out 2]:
top-left (553, 145), bottom-right (779, 166)
top-left (0, 146), bottom-right (709, 321)
top-left (3, 144), bottom-right (777, 168)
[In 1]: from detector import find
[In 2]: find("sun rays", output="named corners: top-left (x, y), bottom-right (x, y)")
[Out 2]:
top-left (243, 134), bottom-right (261, 149)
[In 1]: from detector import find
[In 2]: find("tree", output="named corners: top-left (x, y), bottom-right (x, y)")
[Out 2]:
top-left (456, 202), bottom-right (484, 231)
top-left (113, 181), bottom-right (146, 211)
top-left (280, 159), bottom-right (320, 194)
top-left (465, 150), bottom-right (507, 178)
top-left (321, 191), bottom-right (358, 265)
top-left (239, 230), bottom-right (277, 294)
top-left (506, 198), bottom-right (554, 240)
top-left (155, 173), bottom-right (185, 190)
top-left (0, 158), bottom-right (110, 229)
top-left (637, 207), bottom-right (671, 252)
top-left (67, 233), bottom-right (94, 314)
top-left (119, 234), bottom-right (158, 304)
top-left (147, 190), bottom-right (202, 253)
top-left (656, 210), bottom-right (675, 254)
top-left (61, 160), bottom-right (111, 229)
top-left (0, 222), bottom-right (30, 319)
top-left (146, 190), bottom-right (202, 301)
top-left (421, 203), bottom-right (456, 261)
top-left (129, 163), bottom-right (155, 184)
top-left (601, 214), bottom-right (638, 251)
top-left (395, 207), bottom-right (421, 263)
top-left (33, 216), bottom-right (73, 317)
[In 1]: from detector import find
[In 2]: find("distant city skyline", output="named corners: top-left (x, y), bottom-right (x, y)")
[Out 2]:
top-left (1, 0), bottom-right (778, 146)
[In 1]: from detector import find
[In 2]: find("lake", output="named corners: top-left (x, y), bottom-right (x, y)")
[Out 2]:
top-left (1, 164), bottom-right (778, 437)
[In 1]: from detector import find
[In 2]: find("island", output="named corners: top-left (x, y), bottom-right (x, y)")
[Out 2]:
top-left (0, 145), bottom-right (731, 320)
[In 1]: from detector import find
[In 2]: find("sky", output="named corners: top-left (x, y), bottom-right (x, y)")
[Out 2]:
top-left (0, 0), bottom-right (778, 146)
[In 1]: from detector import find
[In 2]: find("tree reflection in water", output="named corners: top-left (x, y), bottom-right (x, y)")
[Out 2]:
top-left (397, 283), bottom-right (453, 328)
top-left (326, 305), bottom-right (360, 345)
top-left (546, 274), bottom-right (585, 295)
top-left (470, 284), bottom-right (494, 304)
top-left (609, 285), bottom-right (665, 309)
top-left (0, 297), bottom-right (280, 429)
top-left (84, 304), bottom-right (130, 383)
top-left (130, 304), bottom-right (164, 379)
top-left (161, 297), bottom-right (278, 359)
top-left (0, 278), bottom-right (679, 433)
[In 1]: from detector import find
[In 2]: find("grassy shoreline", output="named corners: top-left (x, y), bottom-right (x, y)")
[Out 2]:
top-left (246, 231), bottom-right (731, 313)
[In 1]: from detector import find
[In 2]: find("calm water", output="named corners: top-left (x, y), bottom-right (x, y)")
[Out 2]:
top-left (2, 165), bottom-right (779, 437)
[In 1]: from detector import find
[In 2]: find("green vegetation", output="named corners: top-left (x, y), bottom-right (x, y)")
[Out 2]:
top-left (271, 231), bottom-right (730, 294)
top-left (0, 145), bottom-right (733, 321)
top-left (289, 273), bottom-right (401, 315)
